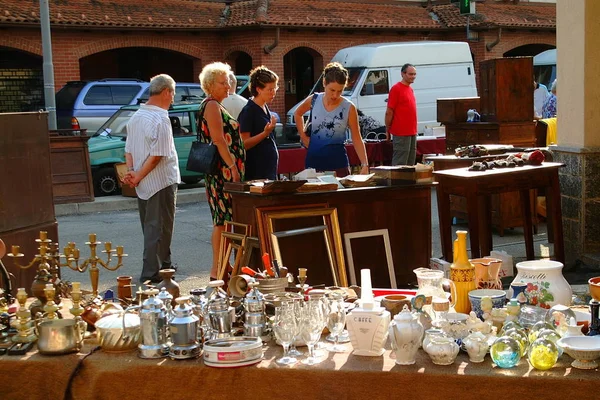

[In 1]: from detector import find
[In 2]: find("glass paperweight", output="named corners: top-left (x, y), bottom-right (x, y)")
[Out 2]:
top-left (518, 305), bottom-right (549, 328)
top-left (500, 320), bottom-right (523, 336)
top-left (504, 327), bottom-right (529, 357)
top-left (537, 328), bottom-right (563, 357)
top-left (528, 321), bottom-right (555, 343)
top-left (528, 337), bottom-right (559, 371)
top-left (544, 304), bottom-right (576, 336)
top-left (490, 336), bottom-right (521, 368)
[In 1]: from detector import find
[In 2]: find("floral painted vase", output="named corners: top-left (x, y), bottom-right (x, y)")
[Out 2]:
top-left (509, 260), bottom-right (572, 309)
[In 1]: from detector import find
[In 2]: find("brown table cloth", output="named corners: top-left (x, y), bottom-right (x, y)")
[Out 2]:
top-left (2, 336), bottom-right (599, 400)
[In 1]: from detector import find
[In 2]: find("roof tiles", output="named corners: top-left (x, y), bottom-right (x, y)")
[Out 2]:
top-left (0, 0), bottom-right (556, 30)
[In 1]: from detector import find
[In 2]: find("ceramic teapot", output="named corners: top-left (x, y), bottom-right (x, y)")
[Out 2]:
top-left (388, 305), bottom-right (424, 365)
top-left (463, 331), bottom-right (489, 363)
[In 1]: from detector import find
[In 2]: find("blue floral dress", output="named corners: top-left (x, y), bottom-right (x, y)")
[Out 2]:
top-left (197, 98), bottom-right (246, 226)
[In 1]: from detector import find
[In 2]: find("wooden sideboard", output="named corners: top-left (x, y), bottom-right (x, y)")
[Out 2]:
top-left (0, 112), bottom-right (58, 295)
top-left (228, 184), bottom-right (434, 288)
top-left (444, 121), bottom-right (536, 155)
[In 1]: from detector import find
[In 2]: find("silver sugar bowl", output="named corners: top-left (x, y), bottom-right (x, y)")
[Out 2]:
top-left (168, 296), bottom-right (200, 359)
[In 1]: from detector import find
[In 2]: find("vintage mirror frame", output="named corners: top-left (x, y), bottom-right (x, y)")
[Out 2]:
top-left (217, 231), bottom-right (246, 282)
top-left (239, 236), bottom-right (260, 273)
top-left (344, 229), bottom-right (397, 289)
top-left (261, 207), bottom-right (347, 287)
top-left (271, 225), bottom-right (339, 285)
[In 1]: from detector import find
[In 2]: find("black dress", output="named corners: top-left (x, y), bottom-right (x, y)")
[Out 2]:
top-left (238, 100), bottom-right (279, 180)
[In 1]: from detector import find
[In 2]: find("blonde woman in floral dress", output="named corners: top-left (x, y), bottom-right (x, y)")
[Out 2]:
top-left (198, 62), bottom-right (246, 279)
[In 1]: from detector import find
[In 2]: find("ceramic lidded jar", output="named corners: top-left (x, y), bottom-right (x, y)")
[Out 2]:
top-left (424, 333), bottom-right (460, 365)
top-left (388, 305), bottom-right (424, 365)
top-left (463, 331), bottom-right (489, 363)
top-left (510, 260), bottom-right (572, 309)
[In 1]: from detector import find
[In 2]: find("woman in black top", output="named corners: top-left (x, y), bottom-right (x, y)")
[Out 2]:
top-left (238, 66), bottom-right (279, 180)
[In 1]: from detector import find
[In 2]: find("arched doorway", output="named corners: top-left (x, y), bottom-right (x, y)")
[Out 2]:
top-left (80, 47), bottom-right (197, 83)
top-left (283, 47), bottom-right (323, 112)
top-left (0, 47), bottom-right (43, 113)
top-left (504, 44), bottom-right (556, 89)
top-left (225, 51), bottom-right (252, 75)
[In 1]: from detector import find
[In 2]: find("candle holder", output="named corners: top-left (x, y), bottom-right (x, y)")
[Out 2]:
top-left (69, 282), bottom-right (88, 335)
top-left (297, 268), bottom-right (308, 295)
top-left (9, 287), bottom-right (36, 354)
top-left (60, 233), bottom-right (127, 298)
top-left (42, 284), bottom-right (59, 321)
top-left (7, 231), bottom-right (61, 316)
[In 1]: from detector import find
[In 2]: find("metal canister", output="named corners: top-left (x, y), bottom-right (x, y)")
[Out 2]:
top-left (168, 296), bottom-right (200, 359)
top-left (157, 287), bottom-right (174, 318)
top-left (190, 287), bottom-right (209, 345)
top-left (138, 288), bottom-right (169, 359)
top-left (244, 282), bottom-right (266, 338)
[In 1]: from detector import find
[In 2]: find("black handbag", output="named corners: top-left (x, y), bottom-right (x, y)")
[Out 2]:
top-left (186, 104), bottom-right (220, 174)
top-left (303, 93), bottom-right (319, 137)
top-left (186, 140), bottom-right (219, 174)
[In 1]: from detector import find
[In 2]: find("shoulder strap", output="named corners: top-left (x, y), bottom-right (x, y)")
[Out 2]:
top-left (197, 98), bottom-right (218, 141)
top-left (308, 93), bottom-right (318, 124)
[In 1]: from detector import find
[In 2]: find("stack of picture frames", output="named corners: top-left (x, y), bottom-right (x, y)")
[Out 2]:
top-left (216, 221), bottom-right (260, 294)
top-left (255, 204), bottom-right (348, 288)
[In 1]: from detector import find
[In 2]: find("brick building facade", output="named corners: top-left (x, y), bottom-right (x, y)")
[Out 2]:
top-left (0, 0), bottom-right (556, 119)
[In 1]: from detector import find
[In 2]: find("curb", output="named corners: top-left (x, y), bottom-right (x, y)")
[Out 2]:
top-left (55, 187), bottom-right (205, 216)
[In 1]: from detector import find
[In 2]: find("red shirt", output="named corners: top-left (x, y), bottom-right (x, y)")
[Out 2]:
top-left (387, 81), bottom-right (417, 136)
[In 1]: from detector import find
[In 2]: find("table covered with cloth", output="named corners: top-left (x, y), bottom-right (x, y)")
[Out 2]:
top-left (277, 137), bottom-right (446, 174)
top-left (1, 333), bottom-right (598, 400)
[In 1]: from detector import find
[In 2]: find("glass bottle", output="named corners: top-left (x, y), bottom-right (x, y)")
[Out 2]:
top-left (450, 231), bottom-right (476, 314)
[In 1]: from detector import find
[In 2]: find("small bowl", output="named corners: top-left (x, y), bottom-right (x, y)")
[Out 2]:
top-left (557, 336), bottom-right (600, 369)
top-left (588, 277), bottom-right (600, 301)
top-left (468, 289), bottom-right (507, 319)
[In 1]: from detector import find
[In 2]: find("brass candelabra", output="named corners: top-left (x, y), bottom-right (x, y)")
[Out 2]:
top-left (8, 231), bottom-right (60, 315)
top-left (61, 233), bottom-right (127, 298)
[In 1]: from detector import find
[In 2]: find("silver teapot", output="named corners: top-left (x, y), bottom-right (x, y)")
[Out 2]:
top-left (243, 282), bottom-right (267, 339)
top-left (138, 288), bottom-right (169, 359)
top-left (169, 296), bottom-right (200, 359)
top-left (207, 280), bottom-right (234, 339)
top-left (157, 287), bottom-right (174, 318)
top-left (189, 287), bottom-right (209, 346)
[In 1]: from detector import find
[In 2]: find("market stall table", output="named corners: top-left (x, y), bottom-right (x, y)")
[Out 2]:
top-left (277, 137), bottom-right (445, 175)
top-left (227, 184), bottom-right (434, 288)
top-left (2, 336), bottom-right (599, 400)
top-left (434, 162), bottom-right (564, 263)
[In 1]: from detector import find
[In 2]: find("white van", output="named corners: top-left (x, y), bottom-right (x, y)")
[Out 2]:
top-left (533, 48), bottom-right (556, 89)
top-left (285, 41), bottom-right (478, 136)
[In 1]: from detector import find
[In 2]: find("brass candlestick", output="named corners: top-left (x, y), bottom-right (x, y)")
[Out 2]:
top-left (61, 233), bottom-right (127, 298)
top-left (12, 288), bottom-right (36, 344)
top-left (42, 284), bottom-right (59, 320)
top-left (8, 231), bottom-right (60, 315)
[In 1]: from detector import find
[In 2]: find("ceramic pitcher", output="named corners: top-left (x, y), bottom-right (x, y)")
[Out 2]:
top-left (388, 305), bottom-right (424, 365)
top-left (450, 231), bottom-right (476, 314)
top-left (471, 257), bottom-right (502, 290)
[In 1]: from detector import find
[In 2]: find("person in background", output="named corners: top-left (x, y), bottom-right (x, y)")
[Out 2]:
top-left (294, 62), bottom-right (368, 177)
top-left (197, 62), bottom-right (246, 280)
top-left (385, 63), bottom-right (418, 166)
top-left (221, 71), bottom-right (248, 120)
top-left (238, 66), bottom-right (279, 181)
top-left (534, 76), bottom-right (549, 120)
top-left (123, 74), bottom-right (180, 283)
top-left (542, 79), bottom-right (557, 119)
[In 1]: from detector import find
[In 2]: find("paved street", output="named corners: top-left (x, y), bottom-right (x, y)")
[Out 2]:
top-left (55, 185), bottom-right (579, 298)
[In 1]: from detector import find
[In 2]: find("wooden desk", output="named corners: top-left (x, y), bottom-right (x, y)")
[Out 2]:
top-left (228, 185), bottom-right (433, 288)
top-left (427, 154), bottom-right (538, 236)
top-left (434, 162), bottom-right (564, 263)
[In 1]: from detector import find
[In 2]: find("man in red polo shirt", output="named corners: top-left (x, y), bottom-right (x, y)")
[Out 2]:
top-left (385, 63), bottom-right (417, 165)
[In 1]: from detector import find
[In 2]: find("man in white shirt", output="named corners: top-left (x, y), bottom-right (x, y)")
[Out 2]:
top-left (221, 71), bottom-right (248, 119)
top-left (534, 77), bottom-right (549, 120)
top-left (123, 74), bottom-right (181, 283)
